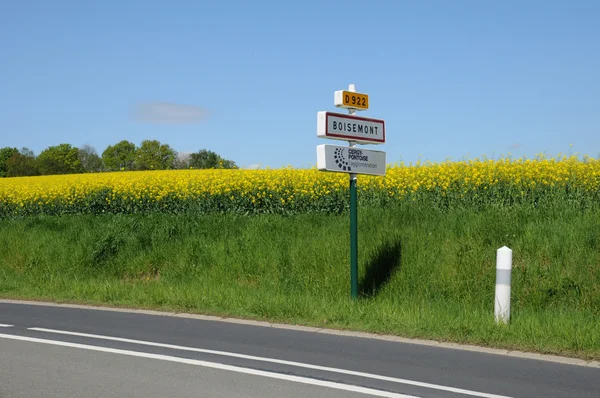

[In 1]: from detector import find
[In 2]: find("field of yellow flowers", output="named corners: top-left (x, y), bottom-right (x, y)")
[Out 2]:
top-left (1, 155), bottom-right (599, 217)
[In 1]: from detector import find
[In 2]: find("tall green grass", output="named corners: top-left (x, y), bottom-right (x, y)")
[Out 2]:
top-left (0, 203), bottom-right (598, 359)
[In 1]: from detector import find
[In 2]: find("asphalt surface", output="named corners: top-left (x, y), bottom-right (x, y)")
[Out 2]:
top-left (0, 302), bottom-right (598, 397)
top-left (1, 339), bottom-right (371, 398)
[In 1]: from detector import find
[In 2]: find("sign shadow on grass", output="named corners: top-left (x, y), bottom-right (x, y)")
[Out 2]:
top-left (359, 239), bottom-right (402, 298)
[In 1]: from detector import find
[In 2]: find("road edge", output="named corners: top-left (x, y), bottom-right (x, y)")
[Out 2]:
top-left (1, 298), bottom-right (598, 369)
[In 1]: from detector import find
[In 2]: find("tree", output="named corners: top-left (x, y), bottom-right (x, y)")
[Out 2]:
top-left (219, 158), bottom-right (238, 169)
top-left (6, 147), bottom-right (40, 177)
top-left (134, 139), bottom-right (176, 170)
top-left (37, 144), bottom-right (83, 175)
top-left (174, 152), bottom-right (191, 169)
top-left (0, 147), bottom-right (19, 177)
top-left (189, 149), bottom-right (219, 169)
top-left (102, 140), bottom-right (137, 171)
top-left (78, 145), bottom-right (103, 173)
top-left (189, 149), bottom-right (238, 169)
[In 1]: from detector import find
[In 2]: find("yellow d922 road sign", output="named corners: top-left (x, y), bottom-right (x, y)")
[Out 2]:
top-left (334, 90), bottom-right (369, 110)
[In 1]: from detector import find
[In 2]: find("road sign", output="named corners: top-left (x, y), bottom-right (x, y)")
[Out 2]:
top-left (315, 83), bottom-right (387, 300)
top-left (317, 111), bottom-right (385, 144)
top-left (335, 90), bottom-right (369, 110)
top-left (317, 144), bottom-right (386, 176)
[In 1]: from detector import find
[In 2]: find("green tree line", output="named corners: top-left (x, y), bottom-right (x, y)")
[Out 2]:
top-left (0, 140), bottom-right (238, 177)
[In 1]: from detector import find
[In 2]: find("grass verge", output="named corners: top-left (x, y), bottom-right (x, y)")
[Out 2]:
top-left (1, 204), bottom-right (598, 360)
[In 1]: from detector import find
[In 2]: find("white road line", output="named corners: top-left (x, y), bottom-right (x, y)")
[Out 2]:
top-left (28, 327), bottom-right (511, 398)
top-left (0, 324), bottom-right (13, 328)
top-left (1, 333), bottom-right (415, 398)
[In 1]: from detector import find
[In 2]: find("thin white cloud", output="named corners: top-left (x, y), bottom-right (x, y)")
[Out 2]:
top-left (133, 102), bottom-right (210, 124)
top-left (242, 164), bottom-right (261, 170)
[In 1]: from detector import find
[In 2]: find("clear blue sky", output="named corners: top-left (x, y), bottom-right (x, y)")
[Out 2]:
top-left (1, 1), bottom-right (599, 168)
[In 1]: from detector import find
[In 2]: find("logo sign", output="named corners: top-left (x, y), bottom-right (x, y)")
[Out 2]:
top-left (317, 144), bottom-right (386, 176)
top-left (335, 90), bottom-right (369, 110)
top-left (317, 111), bottom-right (385, 144)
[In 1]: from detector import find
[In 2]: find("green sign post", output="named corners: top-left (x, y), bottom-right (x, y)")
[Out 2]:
top-left (316, 84), bottom-right (387, 299)
top-left (349, 167), bottom-right (358, 298)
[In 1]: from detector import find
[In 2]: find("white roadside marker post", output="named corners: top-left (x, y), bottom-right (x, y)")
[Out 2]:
top-left (494, 246), bottom-right (513, 324)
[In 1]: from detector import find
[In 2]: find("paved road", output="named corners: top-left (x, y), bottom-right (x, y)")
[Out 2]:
top-left (0, 302), bottom-right (598, 397)
top-left (1, 339), bottom-right (372, 398)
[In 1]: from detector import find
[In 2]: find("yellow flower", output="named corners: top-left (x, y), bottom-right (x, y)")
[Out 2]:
top-left (0, 156), bottom-right (598, 215)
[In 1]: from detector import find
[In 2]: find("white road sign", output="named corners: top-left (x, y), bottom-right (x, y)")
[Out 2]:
top-left (316, 145), bottom-right (386, 176)
top-left (317, 111), bottom-right (385, 144)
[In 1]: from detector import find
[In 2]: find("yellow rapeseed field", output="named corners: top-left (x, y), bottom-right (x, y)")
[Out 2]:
top-left (1, 155), bottom-right (599, 216)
